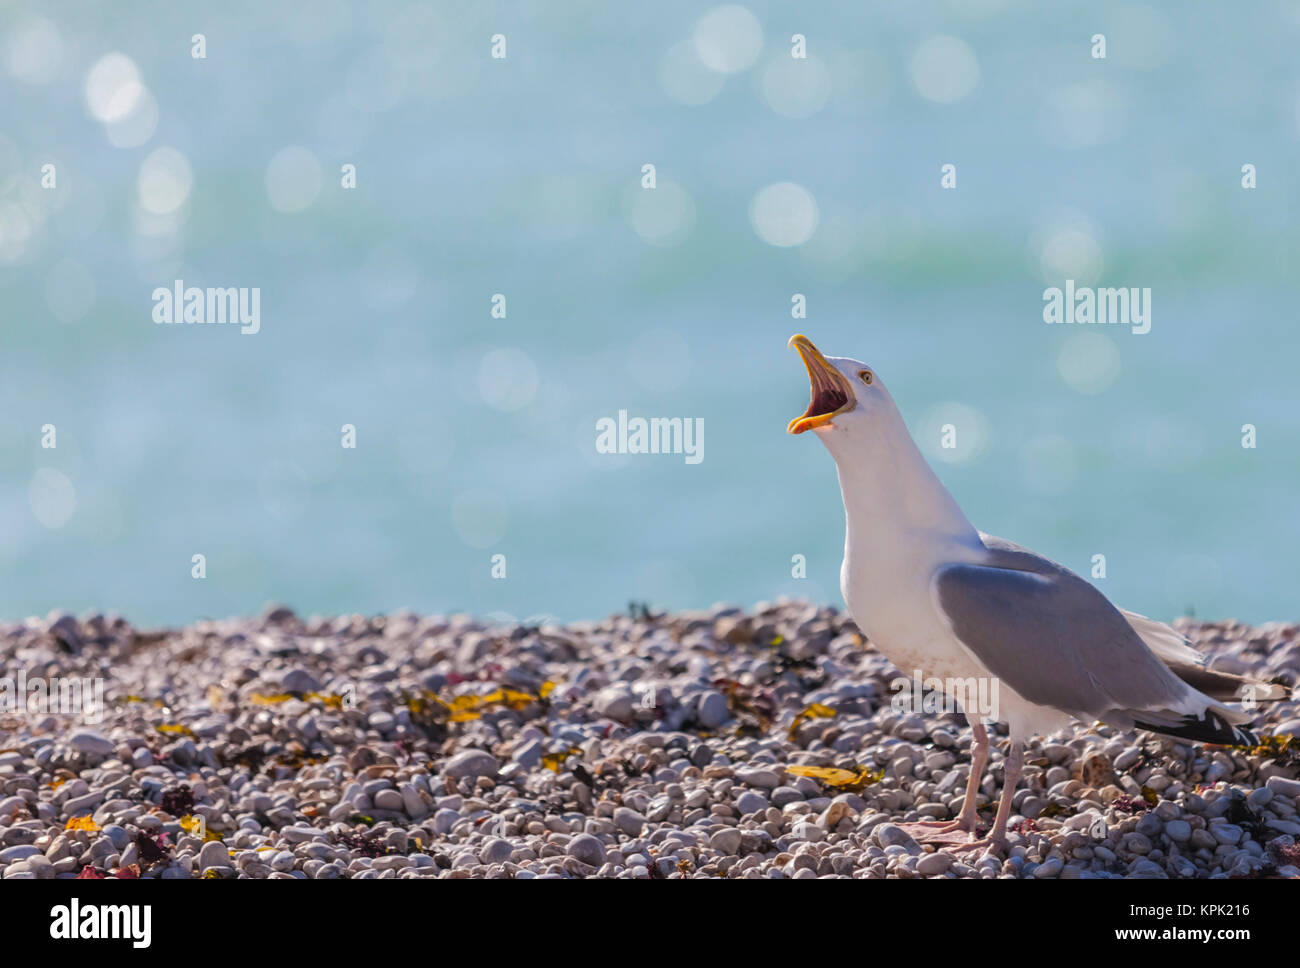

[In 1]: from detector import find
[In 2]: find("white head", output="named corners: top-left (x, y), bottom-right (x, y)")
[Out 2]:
top-left (786, 333), bottom-right (978, 540)
top-left (786, 333), bottom-right (909, 458)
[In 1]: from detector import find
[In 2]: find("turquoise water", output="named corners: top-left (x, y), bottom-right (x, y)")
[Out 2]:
top-left (2, 2), bottom-right (1298, 627)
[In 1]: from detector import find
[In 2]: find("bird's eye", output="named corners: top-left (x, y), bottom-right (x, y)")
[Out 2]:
top-left (858, 369), bottom-right (872, 385)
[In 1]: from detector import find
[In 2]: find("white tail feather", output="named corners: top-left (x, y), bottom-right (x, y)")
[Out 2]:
top-left (1120, 609), bottom-right (1206, 668)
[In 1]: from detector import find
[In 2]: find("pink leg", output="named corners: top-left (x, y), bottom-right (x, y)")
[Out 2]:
top-left (895, 718), bottom-right (990, 844)
top-left (945, 739), bottom-right (1022, 855)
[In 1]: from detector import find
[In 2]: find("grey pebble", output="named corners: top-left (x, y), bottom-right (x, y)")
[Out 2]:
top-left (696, 691), bottom-right (729, 728)
top-left (613, 807), bottom-right (645, 836)
top-left (68, 731), bottom-right (114, 756)
top-left (444, 750), bottom-right (499, 780)
top-left (566, 834), bottom-right (606, 867)
top-left (479, 839), bottom-right (514, 865)
top-left (917, 852), bottom-right (952, 876)
top-left (198, 841), bottom-right (229, 871)
top-left (709, 828), bottom-right (743, 855)
top-left (873, 824), bottom-right (920, 852)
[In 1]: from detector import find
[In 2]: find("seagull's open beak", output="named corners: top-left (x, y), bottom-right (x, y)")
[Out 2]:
top-left (788, 334), bottom-right (855, 434)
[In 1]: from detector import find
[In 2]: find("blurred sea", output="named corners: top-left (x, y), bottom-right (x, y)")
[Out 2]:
top-left (2, 1), bottom-right (1298, 627)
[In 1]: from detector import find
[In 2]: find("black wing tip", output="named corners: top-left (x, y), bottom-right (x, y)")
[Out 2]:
top-left (1133, 713), bottom-right (1257, 748)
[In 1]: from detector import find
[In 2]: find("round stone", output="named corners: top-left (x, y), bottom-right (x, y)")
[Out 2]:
top-left (566, 834), bottom-right (606, 867)
top-left (709, 828), bottom-right (743, 855)
top-left (444, 750), bottom-right (500, 780)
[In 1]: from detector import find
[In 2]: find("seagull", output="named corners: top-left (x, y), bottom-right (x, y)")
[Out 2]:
top-left (787, 334), bottom-right (1285, 853)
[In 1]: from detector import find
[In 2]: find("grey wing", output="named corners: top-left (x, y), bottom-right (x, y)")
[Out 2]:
top-left (932, 542), bottom-right (1198, 718)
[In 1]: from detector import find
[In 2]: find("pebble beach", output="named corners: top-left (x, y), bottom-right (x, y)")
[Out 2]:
top-left (2, 602), bottom-right (1298, 880)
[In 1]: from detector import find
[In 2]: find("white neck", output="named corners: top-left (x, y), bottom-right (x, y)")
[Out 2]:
top-left (821, 398), bottom-right (981, 554)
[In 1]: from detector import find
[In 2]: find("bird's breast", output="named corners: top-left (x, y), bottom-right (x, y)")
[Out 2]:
top-left (841, 538), bottom-right (988, 683)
